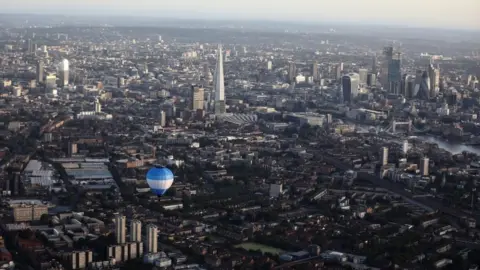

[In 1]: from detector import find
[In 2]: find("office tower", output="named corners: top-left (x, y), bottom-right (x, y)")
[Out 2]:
top-left (59, 59), bottom-right (69, 87)
top-left (326, 114), bottom-right (333, 124)
top-left (160, 111), bottom-right (166, 127)
top-left (45, 74), bottom-right (57, 89)
top-left (335, 63), bottom-right (343, 80)
top-left (372, 55), bottom-right (377, 74)
top-left (267, 61), bottom-right (272, 71)
top-left (130, 220), bottom-right (142, 242)
top-left (146, 224), bottom-right (158, 254)
top-left (358, 69), bottom-right (368, 85)
top-left (27, 39), bottom-right (33, 53)
top-left (428, 64), bottom-right (440, 98)
top-left (401, 74), bottom-right (415, 98)
top-left (214, 44), bottom-right (226, 114)
top-left (115, 215), bottom-right (126, 244)
top-left (400, 74), bottom-right (407, 96)
top-left (312, 61), bottom-right (319, 81)
top-left (36, 61), bottom-right (44, 83)
top-left (288, 61), bottom-right (296, 83)
top-left (402, 140), bottom-right (409, 155)
top-left (191, 86), bottom-right (204, 111)
top-left (381, 147), bottom-right (389, 166)
top-left (367, 73), bottom-right (376, 87)
top-left (382, 46), bottom-right (393, 88)
top-left (413, 69), bottom-right (423, 97)
top-left (420, 157), bottom-right (429, 176)
top-left (388, 55), bottom-right (401, 94)
top-left (94, 98), bottom-right (101, 113)
top-left (341, 73), bottom-right (360, 103)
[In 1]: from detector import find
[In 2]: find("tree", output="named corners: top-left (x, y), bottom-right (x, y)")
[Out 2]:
top-left (40, 214), bottom-right (49, 224)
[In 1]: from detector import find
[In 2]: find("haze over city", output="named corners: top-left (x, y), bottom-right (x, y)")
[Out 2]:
top-left (1, 1), bottom-right (480, 269)
top-left (2, 0), bottom-right (480, 30)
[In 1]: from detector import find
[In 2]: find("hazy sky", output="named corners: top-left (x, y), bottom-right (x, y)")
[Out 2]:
top-left (2, 0), bottom-right (479, 30)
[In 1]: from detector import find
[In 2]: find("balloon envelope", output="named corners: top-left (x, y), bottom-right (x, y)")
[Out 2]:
top-left (146, 167), bottom-right (174, 196)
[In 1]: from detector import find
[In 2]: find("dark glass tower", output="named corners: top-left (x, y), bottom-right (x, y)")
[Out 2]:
top-left (388, 59), bottom-right (401, 94)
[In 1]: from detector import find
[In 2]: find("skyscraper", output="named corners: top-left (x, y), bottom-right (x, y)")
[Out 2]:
top-left (312, 61), bottom-right (319, 82)
top-left (160, 111), bottom-right (166, 127)
top-left (45, 74), bottom-right (57, 89)
top-left (420, 157), bottom-right (429, 176)
top-left (267, 61), bottom-right (272, 71)
top-left (388, 56), bottom-right (401, 94)
top-left (94, 98), bottom-right (102, 113)
top-left (416, 71), bottom-right (430, 100)
top-left (382, 46), bottom-right (393, 88)
top-left (214, 44), bottom-right (226, 114)
top-left (288, 61), bottom-right (296, 83)
top-left (372, 55), bottom-right (378, 74)
top-left (342, 73), bottom-right (360, 103)
top-left (27, 39), bottom-right (33, 53)
top-left (335, 63), bottom-right (343, 80)
top-left (130, 220), bottom-right (142, 243)
top-left (191, 86), bottom-right (205, 111)
top-left (59, 59), bottom-right (69, 87)
top-left (402, 141), bottom-right (409, 155)
top-left (358, 69), bottom-right (368, 85)
top-left (367, 73), bottom-right (376, 87)
top-left (428, 64), bottom-right (440, 98)
top-left (401, 74), bottom-right (415, 98)
top-left (146, 224), bottom-right (158, 254)
top-left (115, 215), bottom-right (126, 244)
top-left (381, 147), bottom-right (389, 166)
top-left (36, 60), bottom-right (44, 84)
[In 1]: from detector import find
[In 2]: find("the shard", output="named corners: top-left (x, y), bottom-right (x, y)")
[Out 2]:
top-left (214, 44), bottom-right (226, 114)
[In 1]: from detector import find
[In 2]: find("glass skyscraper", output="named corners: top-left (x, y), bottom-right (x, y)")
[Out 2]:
top-left (388, 59), bottom-right (401, 94)
top-left (342, 73), bottom-right (360, 103)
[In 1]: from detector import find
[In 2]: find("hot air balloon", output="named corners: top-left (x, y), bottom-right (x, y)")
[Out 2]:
top-left (146, 166), bottom-right (174, 196)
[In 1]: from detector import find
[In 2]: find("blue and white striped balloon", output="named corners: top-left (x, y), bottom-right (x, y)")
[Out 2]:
top-left (146, 167), bottom-right (174, 196)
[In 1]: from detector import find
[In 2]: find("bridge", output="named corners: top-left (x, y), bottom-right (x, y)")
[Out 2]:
top-left (355, 119), bottom-right (430, 135)
top-left (384, 119), bottom-right (412, 133)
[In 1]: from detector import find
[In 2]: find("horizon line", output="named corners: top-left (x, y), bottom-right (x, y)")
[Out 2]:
top-left (1, 11), bottom-right (479, 33)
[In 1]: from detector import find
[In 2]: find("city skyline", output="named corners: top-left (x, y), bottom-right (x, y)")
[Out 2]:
top-left (1, 3), bottom-right (480, 269)
top-left (2, 0), bottom-right (479, 30)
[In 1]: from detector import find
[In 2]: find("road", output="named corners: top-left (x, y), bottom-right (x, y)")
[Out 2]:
top-left (318, 153), bottom-right (479, 222)
top-left (272, 256), bottom-right (322, 269)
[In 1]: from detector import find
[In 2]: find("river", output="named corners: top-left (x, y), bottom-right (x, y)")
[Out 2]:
top-left (418, 136), bottom-right (480, 155)
top-left (353, 122), bottom-right (480, 155)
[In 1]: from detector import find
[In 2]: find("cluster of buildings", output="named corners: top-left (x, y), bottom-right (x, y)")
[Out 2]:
top-left (0, 13), bottom-right (479, 270)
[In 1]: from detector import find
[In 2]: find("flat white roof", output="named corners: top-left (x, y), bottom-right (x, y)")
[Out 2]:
top-left (24, 160), bottom-right (42, 172)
